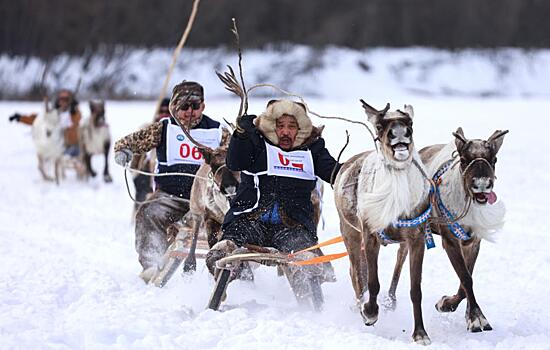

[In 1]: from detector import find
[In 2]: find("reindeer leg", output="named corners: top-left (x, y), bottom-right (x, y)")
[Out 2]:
top-left (183, 214), bottom-right (201, 273)
top-left (362, 233), bottom-right (380, 326)
top-left (386, 242), bottom-right (408, 310)
top-left (37, 155), bottom-right (53, 181)
top-left (103, 140), bottom-right (112, 183)
top-left (408, 233), bottom-right (430, 345)
top-left (84, 152), bottom-right (95, 178)
top-left (340, 222), bottom-right (367, 302)
top-left (441, 237), bottom-right (481, 313)
top-left (438, 233), bottom-right (491, 332)
top-left (54, 158), bottom-right (61, 185)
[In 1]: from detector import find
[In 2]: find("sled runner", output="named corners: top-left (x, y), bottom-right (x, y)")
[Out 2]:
top-left (152, 228), bottom-right (210, 287)
top-left (207, 247), bottom-right (326, 312)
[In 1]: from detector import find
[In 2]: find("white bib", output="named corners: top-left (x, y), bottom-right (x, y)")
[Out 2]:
top-left (165, 124), bottom-right (221, 166)
top-left (265, 141), bottom-right (316, 180)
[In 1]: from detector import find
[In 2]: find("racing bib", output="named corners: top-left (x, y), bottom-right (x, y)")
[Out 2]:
top-left (165, 124), bottom-right (221, 165)
top-left (265, 141), bottom-right (316, 180)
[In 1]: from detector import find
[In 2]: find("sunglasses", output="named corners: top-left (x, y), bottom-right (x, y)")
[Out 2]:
top-left (179, 102), bottom-right (201, 111)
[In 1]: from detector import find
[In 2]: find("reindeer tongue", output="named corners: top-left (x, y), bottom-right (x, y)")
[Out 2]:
top-left (487, 191), bottom-right (497, 205)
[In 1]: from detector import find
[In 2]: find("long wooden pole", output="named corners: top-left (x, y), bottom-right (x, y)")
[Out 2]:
top-left (153, 0), bottom-right (201, 121)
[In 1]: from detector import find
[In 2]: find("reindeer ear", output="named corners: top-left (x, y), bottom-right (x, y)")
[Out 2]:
top-left (403, 104), bottom-right (414, 119)
top-left (266, 99), bottom-right (279, 107)
top-left (453, 127), bottom-right (468, 151)
top-left (487, 129), bottom-right (509, 154)
top-left (360, 99), bottom-right (382, 125)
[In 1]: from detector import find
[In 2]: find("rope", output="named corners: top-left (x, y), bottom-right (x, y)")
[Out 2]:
top-left (122, 165), bottom-right (213, 206)
top-left (153, 0), bottom-right (201, 121)
top-left (330, 130), bottom-right (349, 188)
top-left (123, 168), bottom-right (190, 205)
top-left (246, 83), bottom-right (379, 152)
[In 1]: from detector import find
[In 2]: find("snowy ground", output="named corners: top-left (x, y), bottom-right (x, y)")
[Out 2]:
top-left (1, 97), bottom-right (549, 349)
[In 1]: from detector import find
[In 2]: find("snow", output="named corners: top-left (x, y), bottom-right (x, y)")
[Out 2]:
top-left (1, 95), bottom-right (550, 350)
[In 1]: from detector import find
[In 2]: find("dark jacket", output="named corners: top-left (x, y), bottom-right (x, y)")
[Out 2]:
top-left (223, 116), bottom-right (341, 233)
top-left (156, 115), bottom-right (221, 198)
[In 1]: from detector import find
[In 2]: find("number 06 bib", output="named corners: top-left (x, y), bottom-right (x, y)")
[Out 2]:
top-left (165, 124), bottom-right (222, 165)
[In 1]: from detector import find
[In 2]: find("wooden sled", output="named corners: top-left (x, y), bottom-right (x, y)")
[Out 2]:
top-left (207, 247), bottom-right (324, 312)
top-left (151, 226), bottom-right (210, 288)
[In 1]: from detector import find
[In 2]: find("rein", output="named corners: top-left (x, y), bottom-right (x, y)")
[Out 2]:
top-left (123, 166), bottom-right (216, 206)
top-left (429, 156), bottom-right (484, 241)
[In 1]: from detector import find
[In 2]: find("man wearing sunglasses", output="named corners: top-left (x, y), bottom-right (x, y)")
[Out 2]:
top-left (114, 81), bottom-right (229, 283)
top-left (9, 89), bottom-right (82, 157)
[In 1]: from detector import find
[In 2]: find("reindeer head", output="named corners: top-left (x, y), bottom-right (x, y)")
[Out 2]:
top-left (89, 100), bottom-right (106, 127)
top-left (200, 146), bottom-right (240, 199)
top-left (361, 100), bottom-right (415, 163)
top-left (453, 127), bottom-right (508, 205)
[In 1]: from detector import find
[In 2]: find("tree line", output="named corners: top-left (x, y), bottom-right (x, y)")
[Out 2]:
top-left (2, 0), bottom-right (549, 58)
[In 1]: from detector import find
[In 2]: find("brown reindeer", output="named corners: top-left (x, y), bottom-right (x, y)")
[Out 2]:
top-left (333, 101), bottom-right (433, 345)
top-left (388, 127), bottom-right (508, 333)
top-left (80, 100), bottom-right (112, 182)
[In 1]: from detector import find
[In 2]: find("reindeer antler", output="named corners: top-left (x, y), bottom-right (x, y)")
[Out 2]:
top-left (360, 100), bottom-right (390, 117)
top-left (487, 129), bottom-right (509, 142)
top-left (452, 127), bottom-right (468, 144)
top-left (216, 66), bottom-right (246, 118)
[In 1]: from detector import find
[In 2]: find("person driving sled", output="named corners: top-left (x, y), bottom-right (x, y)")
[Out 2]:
top-left (114, 81), bottom-right (229, 283)
top-left (206, 99), bottom-right (341, 301)
top-left (9, 89), bottom-right (82, 157)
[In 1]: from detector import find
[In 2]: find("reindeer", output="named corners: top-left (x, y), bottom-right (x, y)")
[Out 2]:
top-left (387, 127), bottom-right (508, 333)
top-left (333, 101), bottom-right (433, 345)
top-left (80, 100), bottom-right (112, 182)
top-left (32, 106), bottom-right (65, 184)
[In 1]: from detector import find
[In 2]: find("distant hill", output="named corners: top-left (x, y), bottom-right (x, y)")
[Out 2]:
top-left (1, 46), bottom-right (549, 100)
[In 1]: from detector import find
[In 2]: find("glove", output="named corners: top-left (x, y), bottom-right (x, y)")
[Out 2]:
top-left (114, 149), bottom-right (133, 167)
top-left (8, 113), bottom-right (21, 122)
top-left (236, 114), bottom-right (257, 137)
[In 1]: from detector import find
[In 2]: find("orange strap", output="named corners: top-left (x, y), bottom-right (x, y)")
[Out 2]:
top-left (287, 235), bottom-right (348, 265)
top-left (289, 236), bottom-right (344, 256)
top-left (290, 252), bottom-right (348, 266)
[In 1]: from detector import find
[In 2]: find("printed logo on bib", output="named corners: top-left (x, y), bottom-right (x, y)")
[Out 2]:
top-left (266, 141), bottom-right (316, 180)
top-left (166, 124), bottom-right (221, 165)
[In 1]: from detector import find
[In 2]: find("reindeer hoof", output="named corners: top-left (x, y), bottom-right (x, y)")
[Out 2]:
top-left (360, 302), bottom-right (379, 326)
top-left (435, 295), bottom-right (459, 313)
top-left (382, 294), bottom-right (397, 311)
top-left (104, 174), bottom-right (113, 183)
top-left (466, 313), bottom-right (492, 332)
top-left (413, 331), bottom-right (431, 346)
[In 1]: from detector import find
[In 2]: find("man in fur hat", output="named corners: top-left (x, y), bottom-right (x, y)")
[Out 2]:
top-left (114, 81), bottom-right (229, 283)
top-left (206, 99), bottom-right (342, 298)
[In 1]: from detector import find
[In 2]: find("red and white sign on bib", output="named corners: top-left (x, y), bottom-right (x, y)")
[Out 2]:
top-left (165, 124), bottom-right (222, 165)
top-left (265, 141), bottom-right (316, 180)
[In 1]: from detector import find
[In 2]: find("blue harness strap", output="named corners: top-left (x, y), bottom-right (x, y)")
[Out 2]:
top-left (377, 203), bottom-right (435, 249)
top-left (432, 158), bottom-right (472, 241)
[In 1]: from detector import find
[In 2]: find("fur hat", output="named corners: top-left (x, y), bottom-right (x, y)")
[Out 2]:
top-left (254, 99), bottom-right (314, 148)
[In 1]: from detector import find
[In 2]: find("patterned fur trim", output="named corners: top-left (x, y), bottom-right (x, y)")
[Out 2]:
top-left (254, 100), bottom-right (314, 148)
top-left (114, 121), bottom-right (163, 154)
